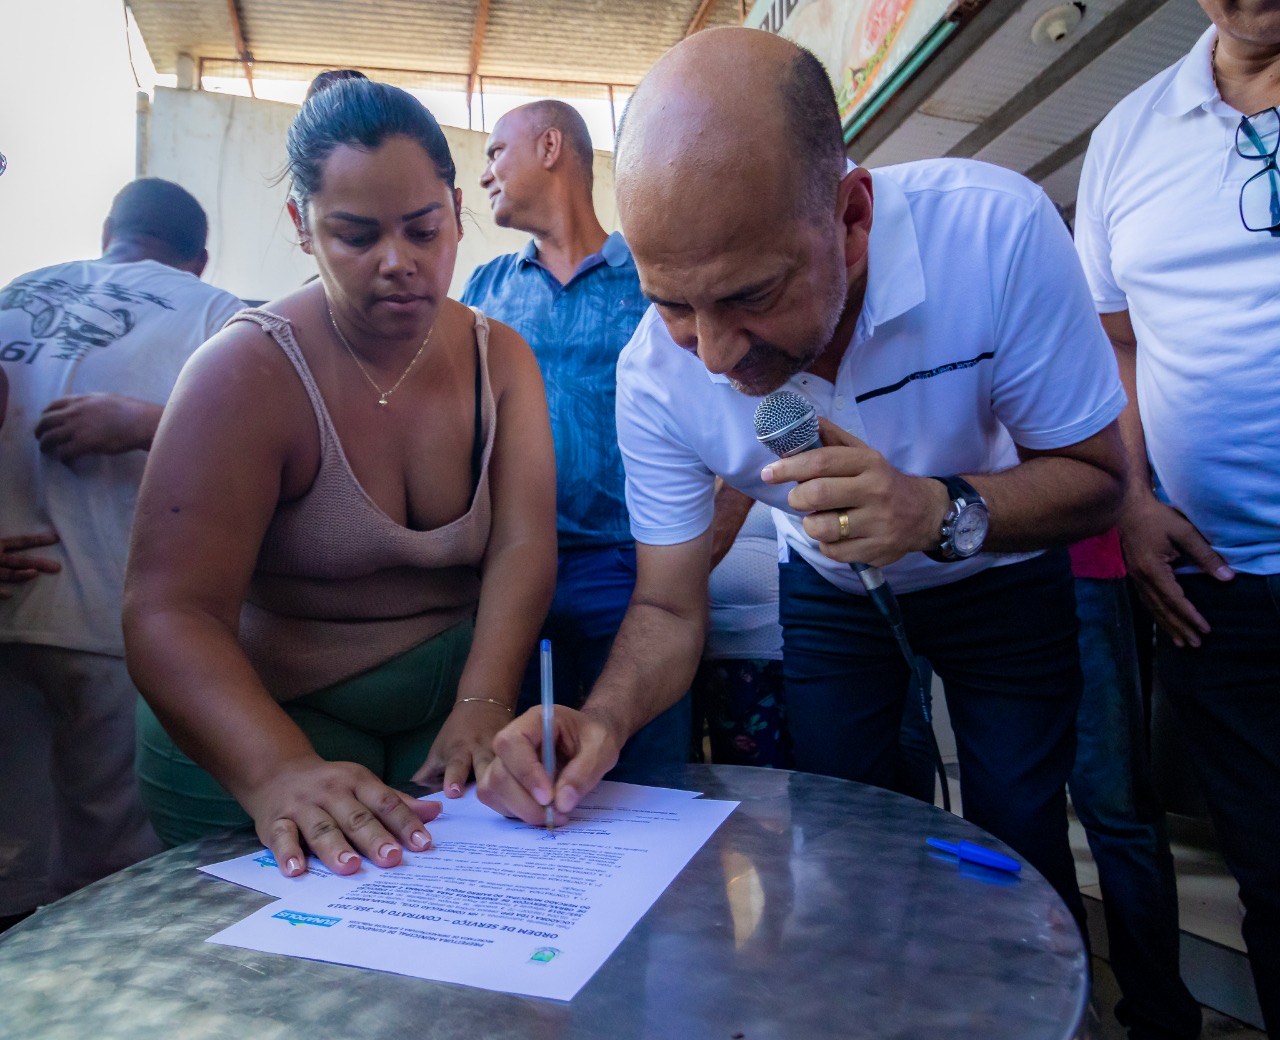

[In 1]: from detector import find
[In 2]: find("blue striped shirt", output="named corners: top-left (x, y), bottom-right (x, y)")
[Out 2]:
top-left (461, 232), bottom-right (648, 548)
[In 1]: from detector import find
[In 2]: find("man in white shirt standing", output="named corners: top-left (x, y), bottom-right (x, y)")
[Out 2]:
top-left (1075, 4), bottom-right (1280, 1032)
top-left (0, 178), bottom-right (242, 930)
top-left (480, 28), bottom-right (1127, 935)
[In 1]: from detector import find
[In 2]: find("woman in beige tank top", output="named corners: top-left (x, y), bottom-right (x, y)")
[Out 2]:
top-left (124, 80), bottom-right (556, 878)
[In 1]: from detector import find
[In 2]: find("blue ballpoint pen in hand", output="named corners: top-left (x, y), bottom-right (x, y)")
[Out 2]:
top-left (540, 639), bottom-right (556, 831)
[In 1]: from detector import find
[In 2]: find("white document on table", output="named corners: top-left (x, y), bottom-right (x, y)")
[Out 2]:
top-left (203, 782), bottom-right (736, 1001)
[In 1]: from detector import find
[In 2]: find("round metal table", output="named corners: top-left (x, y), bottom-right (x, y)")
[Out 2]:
top-left (0, 765), bottom-right (1087, 1039)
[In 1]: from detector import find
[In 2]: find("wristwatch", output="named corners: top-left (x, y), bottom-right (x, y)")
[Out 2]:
top-left (924, 475), bottom-right (989, 563)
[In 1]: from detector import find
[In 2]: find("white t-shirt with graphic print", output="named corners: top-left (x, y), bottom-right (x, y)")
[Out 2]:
top-left (0, 258), bottom-right (241, 654)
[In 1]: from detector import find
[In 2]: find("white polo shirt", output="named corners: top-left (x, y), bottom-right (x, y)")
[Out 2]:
top-left (1075, 27), bottom-right (1280, 575)
top-left (617, 159), bottom-right (1126, 596)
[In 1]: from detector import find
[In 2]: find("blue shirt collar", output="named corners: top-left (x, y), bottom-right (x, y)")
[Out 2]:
top-left (600, 231), bottom-right (631, 267)
top-left (516, 230), bottom-right (631, 272)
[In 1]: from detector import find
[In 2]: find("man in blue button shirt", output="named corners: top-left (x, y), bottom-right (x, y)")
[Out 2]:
top-left (461, 100), bottom-right (690, 772)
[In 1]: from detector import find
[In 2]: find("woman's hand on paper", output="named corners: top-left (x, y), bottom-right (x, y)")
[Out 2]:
top-left (241, 757), bottom-right (442, 877)
top-left (412, 698), bottom-right (511, 797)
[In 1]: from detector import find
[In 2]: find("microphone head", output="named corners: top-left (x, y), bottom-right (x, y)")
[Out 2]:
top-left (754, 390), bottom-right (820, 459)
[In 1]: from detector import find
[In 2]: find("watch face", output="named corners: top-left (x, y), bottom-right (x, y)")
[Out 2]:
top-left (952, 504), bottom-right (989, 556)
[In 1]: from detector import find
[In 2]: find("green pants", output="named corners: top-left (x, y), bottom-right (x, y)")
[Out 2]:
top-left (136, 619), bottom-right (472, 847)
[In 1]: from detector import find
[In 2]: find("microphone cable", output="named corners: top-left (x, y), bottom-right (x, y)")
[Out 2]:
top-left (754, 390), bottom-right (951, 813)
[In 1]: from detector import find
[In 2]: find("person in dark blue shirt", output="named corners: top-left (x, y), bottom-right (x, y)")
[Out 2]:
top-left (461, 100), bottom-right (690, 773)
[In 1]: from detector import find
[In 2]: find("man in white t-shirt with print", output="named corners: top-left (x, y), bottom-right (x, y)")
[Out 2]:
top-left (0, 178), bottom-right (242, 930)
top-left (1075, 4), bottom-right (1280, 1031)
top-left (479, 29), bottom-right (1127, 930)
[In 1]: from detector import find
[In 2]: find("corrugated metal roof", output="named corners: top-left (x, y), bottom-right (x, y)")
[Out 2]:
top-left (971, 0), bottom-right (1208, 175)
top-left (129, 0), bottom-right (745, 88)
top-left (130, 0), bottom-right (1213, 208)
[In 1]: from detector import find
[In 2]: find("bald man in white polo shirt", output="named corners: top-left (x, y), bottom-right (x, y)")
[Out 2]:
top-left (1075, 4), bottom-right (1280, 1031)
top-left (479, 29), bottom-right (1127, 931)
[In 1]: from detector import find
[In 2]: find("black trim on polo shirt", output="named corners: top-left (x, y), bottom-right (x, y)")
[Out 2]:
top-left (855, 351), bottom-right (996, 404)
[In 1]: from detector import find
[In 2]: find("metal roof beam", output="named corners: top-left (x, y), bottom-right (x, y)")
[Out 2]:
top-left (685, 0), bottom-right (718, 37)
top-left (945, 0), bottom-right (1166, 159)
top-left (224, 0), bottom-right (255, 97)
top-left (1024, 124), bottom-right (1093, 181)
top-left (850, 0), bottom-right (1026, 159)
top-left (466, 0), bottom-right (492, 119)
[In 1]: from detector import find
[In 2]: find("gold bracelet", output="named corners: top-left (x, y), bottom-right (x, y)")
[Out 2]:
top-left (457, 697), bottom-right (514, 714)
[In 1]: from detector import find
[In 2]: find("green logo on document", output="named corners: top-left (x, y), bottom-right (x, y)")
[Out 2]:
top-left (273, 909), bottom-right (341, 928)
top-left (529, 947), bottom-right (560, 963)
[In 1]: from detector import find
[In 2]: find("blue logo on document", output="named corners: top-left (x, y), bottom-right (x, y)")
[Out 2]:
top-left (273, 909), bottom-right (341, 928)
top-left (254, 852), bottom-right (277, 868)
top-left (529, 947), bottom-right (560, 963)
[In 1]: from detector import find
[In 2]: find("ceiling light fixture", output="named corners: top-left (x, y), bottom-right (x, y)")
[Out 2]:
top-left (1031, 2), bottom-right (1086, 45)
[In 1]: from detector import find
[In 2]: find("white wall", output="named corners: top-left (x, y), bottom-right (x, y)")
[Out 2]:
top-left (142, 87), bottom-right (618, 303)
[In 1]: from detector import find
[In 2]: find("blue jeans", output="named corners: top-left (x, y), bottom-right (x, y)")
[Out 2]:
top-left (517, 544), bottom-right (691, 778)
top-left (779, 551), bottom-right (1086, 931)
top-left (1070, 579), bottom-right (1200, 1040)
top-left (1157, 572), bottom-right (1280, 1038)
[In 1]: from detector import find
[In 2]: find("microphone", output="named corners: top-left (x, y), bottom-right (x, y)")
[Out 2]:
top-left (754, 390), bottom-right (950, 810)
top-left (752, 390), bottom-right (899, 620)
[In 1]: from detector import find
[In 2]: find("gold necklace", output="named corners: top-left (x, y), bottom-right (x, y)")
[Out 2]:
top-left (327, 305), bottom-right (435, 407)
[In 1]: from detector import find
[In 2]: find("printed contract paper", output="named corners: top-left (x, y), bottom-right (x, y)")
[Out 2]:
top-left (202, 782), bottom-right (736, 1001)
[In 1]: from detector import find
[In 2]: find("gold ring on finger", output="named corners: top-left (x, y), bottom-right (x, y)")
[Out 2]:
top-left (837, 510), bottom-right (850, 540)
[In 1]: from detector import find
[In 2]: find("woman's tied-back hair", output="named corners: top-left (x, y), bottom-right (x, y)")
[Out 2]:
top-left (285, 78), bottom-right (457, 223)
top-left (304, 68), bottom-right (368, 102)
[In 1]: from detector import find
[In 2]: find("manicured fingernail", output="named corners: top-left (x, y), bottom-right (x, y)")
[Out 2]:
top-left (533, 786), bottom-right (552, 806)
top-left (448, 783), bottom-right (462, 797)
top-left (338, 851), bottom-right (360, 865)
top-left (286, 857), bottom-right (301, 874)
top-left (410, 831), bottom-right (430, 850)
top-left (378, 843), bottom-right (399, 860)
top-left (559, 786), bottom-right (580, 813)
top-left (1215, 566), bottom-right (1234, 580)
top-left (761, 465), bottom-right (775, 481)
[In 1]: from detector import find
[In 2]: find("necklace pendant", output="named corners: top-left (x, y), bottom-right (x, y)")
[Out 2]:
top-left (378, 395), bottom-right (389, 407)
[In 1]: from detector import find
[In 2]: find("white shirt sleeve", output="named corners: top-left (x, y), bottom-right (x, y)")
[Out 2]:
top-left (988, 189), bottom-right (1127, 451)
top-left (615, 319), bottom-right (717, 546)
top-left (210, 292), bottom-right (246, 336)
top-left (1074, 130), bottom-right (1130, 315)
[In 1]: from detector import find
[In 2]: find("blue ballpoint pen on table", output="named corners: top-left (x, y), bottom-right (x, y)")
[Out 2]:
top-left (540, 639), bottom-right (556, 831)
top-left (926, 837), bottom-right (1021, 874)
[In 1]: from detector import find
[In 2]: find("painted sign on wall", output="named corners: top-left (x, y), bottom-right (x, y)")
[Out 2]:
top-left (746, 0), bottom-right (956, 134)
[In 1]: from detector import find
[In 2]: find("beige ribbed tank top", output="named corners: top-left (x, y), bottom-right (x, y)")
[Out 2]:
top-left (230, 307), bottom-right (495, 701)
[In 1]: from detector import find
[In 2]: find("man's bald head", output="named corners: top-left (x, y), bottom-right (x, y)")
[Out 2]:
top-left (616, 28), bottom-right (844, 222)
top-left (504, 99), bottom-right (596, 187)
